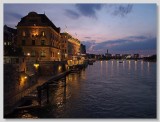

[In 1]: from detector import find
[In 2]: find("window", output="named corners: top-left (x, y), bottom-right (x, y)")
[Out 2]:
top-left (52, 52), bottom-right (54, 57)
top-left (32, 40), bottom-right (35, 45)
top-left (41, 51), bottom-right (46, 57)
top-left (8, 42), bottom-right (10, 45)
top-left (22, 40), bottom-right (25, 46)
top-left (41, 40), bottom-right (45, 46)
top-left (22, 31), bottom-right (26, 36)
top-left (4, 42), bottom-right (6, 45)
top-left (16, 58), bottom-right (19, 63)
top-left (42, 31), bottom-right (45, 36)
top-left (52, 41), bottom-right (54, 46)
top-left (31, 51), bottom-right (35, 57)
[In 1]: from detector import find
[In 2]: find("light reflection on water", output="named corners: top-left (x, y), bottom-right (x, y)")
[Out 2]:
top-left (12, 60), bottom-right (156, 118)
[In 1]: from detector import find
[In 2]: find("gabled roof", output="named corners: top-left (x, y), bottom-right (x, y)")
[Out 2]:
top-left (17, 12), bottom-right (60, 33)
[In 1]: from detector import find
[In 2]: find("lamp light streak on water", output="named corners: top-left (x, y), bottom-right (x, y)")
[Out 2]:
top-left (134, 60), bottom-right (137, 71)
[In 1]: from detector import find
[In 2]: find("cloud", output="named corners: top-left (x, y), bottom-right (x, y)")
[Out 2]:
top-left (81, 40), bottom-right (96, 50)
top-left (6, 12), bottom-right (23, 19)
top-left (84, 37), bottom-right (91, 39)
top-left (111, 4), bottom-right (133, 17)
top-left (75, 4), bottom-right (103, 18)
top-left (65, 9), bottom-right (80, 19)
top-left (127, 35), bottom-right (148, 40)
top-left (73, 4), bottom-right (133, 19)
top-left (82, 36), bottom-right (156, 54)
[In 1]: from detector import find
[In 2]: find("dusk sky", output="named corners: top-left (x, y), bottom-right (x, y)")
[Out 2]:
top-left (4, 4), bottom-right (157, 56)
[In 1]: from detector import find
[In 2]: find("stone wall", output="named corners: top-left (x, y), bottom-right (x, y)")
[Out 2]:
top-left (38, 61), bottom-right (67, 76)
top-left (4, 64), bottom-right (37, 108)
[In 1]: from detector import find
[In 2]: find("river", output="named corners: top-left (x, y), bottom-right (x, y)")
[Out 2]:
top-left (9, 60), bottom-right (157, 118)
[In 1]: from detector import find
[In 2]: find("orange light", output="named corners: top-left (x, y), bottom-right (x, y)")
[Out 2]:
top-left (34, 64), bottom-right (39, 69)
top-left (27, 53), bottom-right (30, 56)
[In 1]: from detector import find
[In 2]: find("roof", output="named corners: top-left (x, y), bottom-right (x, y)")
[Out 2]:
top-left (17, 12), bottom-right (60, 33)
top-left (4, 25), bottom-right (17, 34)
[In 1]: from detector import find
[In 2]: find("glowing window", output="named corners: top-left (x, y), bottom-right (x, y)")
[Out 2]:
top-left (22, 31), bottom-right (26, 36)
top-left (42, 31), bottom-right (45, 36)
top-left (41, 51), bottom-right (46, 57)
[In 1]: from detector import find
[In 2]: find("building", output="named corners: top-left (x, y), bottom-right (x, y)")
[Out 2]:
top-left (60, 32), bottom-right (81, 60)
top-left (80, 44), bottom-right (86, 54)
top-left (115, 54), bottom-right (121, 59)
top-left (68, 35), bottom-right (81, 59)
top-left (122, 54), bottom-right (131, 59)
top-left (4, 25), bottom-right (17, 56)
top-left (105, 49), bottom-right (112, 59)
top-left (16, 12), bottom-right (61, 61)
top-left (60, 33), bottom-right (69, 61)
top-left (133, 54), bottom-right (139, 59)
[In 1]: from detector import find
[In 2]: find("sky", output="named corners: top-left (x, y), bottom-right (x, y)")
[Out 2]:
top-left (3, 3), bottom-right (157, 56)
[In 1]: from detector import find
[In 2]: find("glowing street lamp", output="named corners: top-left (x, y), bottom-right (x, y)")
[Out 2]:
top-left (34, 63), bottom-right (39, 69)
top-left (27, 53), bottom-right (30, 56)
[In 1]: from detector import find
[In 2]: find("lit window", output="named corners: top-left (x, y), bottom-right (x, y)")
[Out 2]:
top-left (42, 31), bottom-right (45, 36)
top-left (41, 51), bottom-right (46, 57)
top-left (4, 42), bottom-right (6, 45)
top-left (22, 31), bottom-right (26, 36)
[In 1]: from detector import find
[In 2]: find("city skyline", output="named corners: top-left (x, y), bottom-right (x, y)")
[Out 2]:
top-left (4, 3), bottom-right (157, 55)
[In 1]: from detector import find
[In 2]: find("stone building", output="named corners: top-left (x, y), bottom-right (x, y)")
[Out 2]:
top-left (4, 25), bottom-right (17, 56)
top-left (68, 35), bottom-right (81, 59)
top-left (16, 12), bottom-right (61, 61)
top-left (60, 32), bottom-right (81, 60)
top-left (60, 33), bottom-right (68, 61)
top-left (80, 44), bottom-right (86, 54)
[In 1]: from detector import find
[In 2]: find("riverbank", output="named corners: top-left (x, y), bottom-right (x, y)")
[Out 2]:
top-left (4, 69), bottom-right (72, 117)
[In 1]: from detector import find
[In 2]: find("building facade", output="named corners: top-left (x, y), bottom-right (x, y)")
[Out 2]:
top-left (60, 33), bottom-right (68, 61)
top-left (4, 25), bottom-right (17, 56)
top-left (60, 32), bottom-right (81, 60)
top-left (16, 12), bottom-right (61, 61)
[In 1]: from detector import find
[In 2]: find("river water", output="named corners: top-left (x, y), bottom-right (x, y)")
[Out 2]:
top-left (10, 60), bottom-right (157, 118)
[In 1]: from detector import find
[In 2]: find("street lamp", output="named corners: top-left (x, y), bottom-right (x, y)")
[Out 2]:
top-left (27, 53), bottom-right (30, 56)
top-left (34, 63), bottom-right (39, 69)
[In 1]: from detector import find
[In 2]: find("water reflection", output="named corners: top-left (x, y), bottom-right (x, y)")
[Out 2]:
top-left (123, 60), bottom-right (125, 70)
top-left (147, 62), bottom-right (150, 72)
top-left (116, 60), bottom-right (119, 70)
top-left (11, 60), bottom-right (156, 118)
top-left (106, 61), bottom-right (108, 76)
top-left (134, 60), bottom-right (137, 71)
top-left (111, 60), bottom-right (114, 76)
top-left (100, 61), bottom-right (103, 74)
top-left (128, 60), bottom-right (131, 70)
top-left (141, 60), bottom-right (144, 71)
